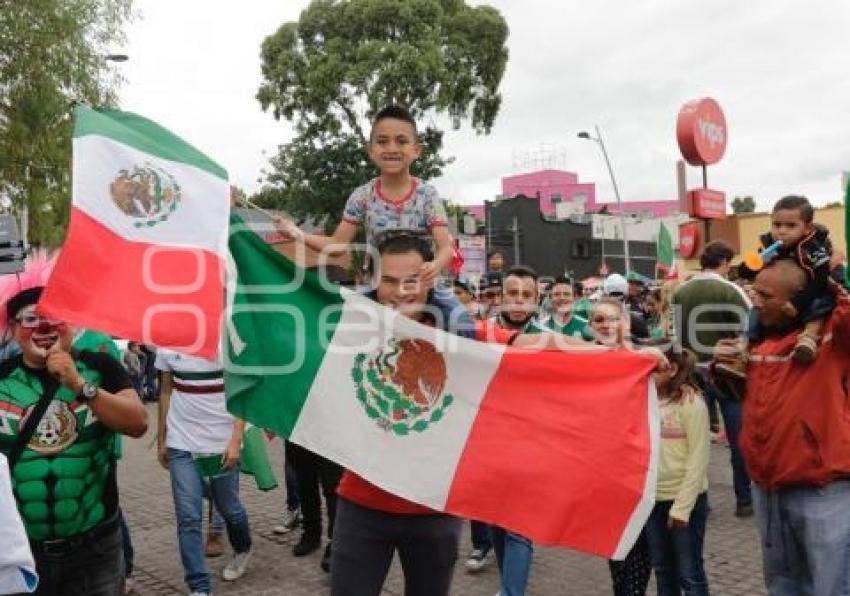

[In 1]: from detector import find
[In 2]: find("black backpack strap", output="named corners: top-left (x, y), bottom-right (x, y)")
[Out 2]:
top-left (6, 384), bottom-right (58, 469)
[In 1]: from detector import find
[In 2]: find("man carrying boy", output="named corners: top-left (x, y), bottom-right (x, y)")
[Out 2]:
top-left (716, 260), bottom-right (850, 595)
top-left (331, 238), bottom-right (615, 596)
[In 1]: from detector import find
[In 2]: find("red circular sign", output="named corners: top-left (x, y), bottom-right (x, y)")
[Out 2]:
top-left (679, 222), bottom-right (700, 259)
top-left (676, 98), bottom-right (727, 166)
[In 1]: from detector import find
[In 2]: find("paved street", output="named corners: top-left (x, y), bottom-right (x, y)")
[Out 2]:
top-left (121, 404), bottom-right (766, 595)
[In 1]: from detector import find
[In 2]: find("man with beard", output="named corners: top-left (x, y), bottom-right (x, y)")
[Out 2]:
top-left (0, 284), bottom-right (148, 595)
top-left (486, 265), bottom-right (547, 596)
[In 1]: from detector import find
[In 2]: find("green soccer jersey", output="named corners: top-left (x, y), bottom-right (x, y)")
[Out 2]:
top-left (544, 313), bottom-right (594, 341)
top-left (0, 350), bottom-right (130, 541)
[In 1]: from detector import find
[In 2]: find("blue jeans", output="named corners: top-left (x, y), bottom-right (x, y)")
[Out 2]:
top-left (168, 448), bottom-right (252, 593)
top-left (470, 520), bottom-right (492, 553)
top-left (753, 480), bottom-right (850, 596)
top-left (202, 481), bottom-right (225, 536)
top-left (696, 370), bottom-right (752, 506)
top-left (645, 493), bottom-right (710, 596)
top-left (490, 526), bottom-right (533, 596)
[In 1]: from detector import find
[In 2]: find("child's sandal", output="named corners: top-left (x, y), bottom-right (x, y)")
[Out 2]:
top-left (792, 332), bottom-right (819, 364)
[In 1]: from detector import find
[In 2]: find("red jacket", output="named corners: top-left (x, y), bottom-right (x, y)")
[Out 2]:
top-left (740, 290), bottom-right (850, 490)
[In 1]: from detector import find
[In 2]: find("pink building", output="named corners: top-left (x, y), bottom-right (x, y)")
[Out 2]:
top-left (501, 169), bottom-right (596, 217)
top-left (465, 169), bottom-right (679, 220)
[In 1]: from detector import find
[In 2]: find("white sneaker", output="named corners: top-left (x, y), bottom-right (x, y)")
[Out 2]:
top-left (273, 508), bottom-right (302, 534)
top-left (465, 548), bottom-right (490, 573)
top-left (222, 549), bottom-right (252, 581)
top-left (189, 592), bottom-right (211, 596)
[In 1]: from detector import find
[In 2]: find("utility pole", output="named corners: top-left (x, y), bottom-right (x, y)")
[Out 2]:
top-left (512, 216), bottom-right (520, 265)
top-left (578, 125), bottom-right (630, 275)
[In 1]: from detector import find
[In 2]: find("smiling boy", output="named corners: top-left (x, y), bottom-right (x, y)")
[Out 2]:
top-left (276, 105), bottom-right (454, 285)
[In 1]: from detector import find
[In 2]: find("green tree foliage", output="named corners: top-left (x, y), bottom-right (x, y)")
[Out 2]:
top-left (731, 196), bottom-right (756, 214)
top-left (0, 0), bottom-right (132, 247)
top-left (255, 0), bottom-right (508, 224)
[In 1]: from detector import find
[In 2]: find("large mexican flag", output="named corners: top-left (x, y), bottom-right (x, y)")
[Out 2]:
top-left (225, 216), bottom-right (660, 559)
top-left (41, 106), bottom-right (229, 357)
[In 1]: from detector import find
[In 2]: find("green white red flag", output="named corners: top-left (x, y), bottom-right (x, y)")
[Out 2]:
top-left (225, 216), bottom-right (660, 559)
top-left (656, 221), bottom-right (675, 278)
top-left (40, 106), bottom-right (229, 357)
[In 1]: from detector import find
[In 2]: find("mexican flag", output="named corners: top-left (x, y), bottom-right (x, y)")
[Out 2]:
top-left (656, 221), bottom-right (675, 277)
top-left (40, 106), bottom-right (229, 357)
top-left (225, 216), bottom-right (660, 559)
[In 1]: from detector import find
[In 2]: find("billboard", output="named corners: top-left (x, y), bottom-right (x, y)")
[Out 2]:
top-left (458, 235), bottom-right (487, 278)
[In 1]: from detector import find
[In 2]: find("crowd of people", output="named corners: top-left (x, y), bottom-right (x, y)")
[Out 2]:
top-left (0, 102), bottom-right (847, 596)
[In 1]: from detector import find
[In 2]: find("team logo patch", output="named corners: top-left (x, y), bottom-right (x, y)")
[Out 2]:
top-left (110, 162), bottom-right (181, 227)
top-left (23, 400), bottom-right (78, 455)
top-left (351, 338), bottom-right (454, 436)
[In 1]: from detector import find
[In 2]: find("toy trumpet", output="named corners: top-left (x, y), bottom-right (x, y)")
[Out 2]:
top-left (743, 240), bottom-right (782, 271)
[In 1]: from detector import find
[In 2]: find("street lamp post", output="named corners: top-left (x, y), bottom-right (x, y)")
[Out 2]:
top-left (578, 125), bottom-right (630, 276)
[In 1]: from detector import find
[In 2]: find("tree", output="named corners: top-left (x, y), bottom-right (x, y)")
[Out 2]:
top-left (731, 196), bottom-right (756, 214)
top-left (0, 0), bottom-right (132, 247)
top-left (254, 0), bottom-right (509, 223)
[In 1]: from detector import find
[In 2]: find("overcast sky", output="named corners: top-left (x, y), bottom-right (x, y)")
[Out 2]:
top-left (119, 1), bottom-right (850, 211)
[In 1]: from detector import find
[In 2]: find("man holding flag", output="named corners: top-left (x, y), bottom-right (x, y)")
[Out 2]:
top-left (0, 270), bottom-right (148, 596)
top-left (224, 219), bottom-right (668, 595)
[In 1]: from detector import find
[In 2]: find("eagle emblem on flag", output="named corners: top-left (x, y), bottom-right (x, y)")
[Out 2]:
top-left (109, 162), bottom-right (182, 227)
top-left (351, 338), bottom-right (454, 436)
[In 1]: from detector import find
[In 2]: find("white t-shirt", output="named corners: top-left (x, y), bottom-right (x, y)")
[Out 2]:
top-left (155, 350), bottom-right (234, 453)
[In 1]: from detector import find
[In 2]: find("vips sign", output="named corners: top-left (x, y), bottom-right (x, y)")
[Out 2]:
top-left (677, 98), bottom-right (727, 166)
top-left (677, 97), bottom-right (728, 220)
top-left (688, 189), bottom-right (726, 220)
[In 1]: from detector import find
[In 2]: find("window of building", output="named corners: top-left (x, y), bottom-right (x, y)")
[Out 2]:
top-left (571, 239), bottom-right (591, 259)
top-left (550, 193), bottom-right (562, 204)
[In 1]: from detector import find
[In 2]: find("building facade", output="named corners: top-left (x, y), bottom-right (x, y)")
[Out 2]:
top-left (500, 169), bottom-right (681, 218)
top-left (485, 195), bottom-right (659, 280)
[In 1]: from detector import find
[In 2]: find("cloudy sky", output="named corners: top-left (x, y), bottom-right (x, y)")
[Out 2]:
top-left (119, 1), bottom-right (850, 211)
